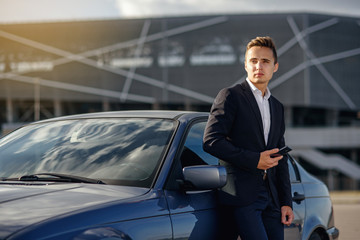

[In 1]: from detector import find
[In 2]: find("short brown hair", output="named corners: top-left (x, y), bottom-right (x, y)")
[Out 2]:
top-left (245, 36), bottom-right (278, 64)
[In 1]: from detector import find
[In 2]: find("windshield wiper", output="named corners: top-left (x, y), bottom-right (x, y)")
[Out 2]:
top-left (14, 173), bottom-right (105, 184)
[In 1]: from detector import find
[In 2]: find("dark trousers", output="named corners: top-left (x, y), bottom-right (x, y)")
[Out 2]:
top-left (219, 183), bottom-right (284, 240)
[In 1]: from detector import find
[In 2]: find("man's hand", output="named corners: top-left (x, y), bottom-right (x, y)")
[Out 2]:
top-left (281, 206), bottom-right (294, 226)
top-left (257, 148), bottom-right (283, 170)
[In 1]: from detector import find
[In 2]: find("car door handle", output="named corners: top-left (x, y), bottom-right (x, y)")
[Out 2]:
top-left (292, 192), bottom-right (305, 203)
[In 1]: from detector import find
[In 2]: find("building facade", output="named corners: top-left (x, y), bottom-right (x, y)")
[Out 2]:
top-left (0, 13), bottom-right (359, 189)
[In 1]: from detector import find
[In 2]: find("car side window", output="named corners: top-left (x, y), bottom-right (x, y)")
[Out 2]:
top-left (180, 121), bottom-right (219, 167)
top-left (288, 156), bottom-right (301, 183)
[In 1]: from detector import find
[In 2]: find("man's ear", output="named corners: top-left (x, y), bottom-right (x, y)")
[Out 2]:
top-left (273, 62), bottom-right (279, 73)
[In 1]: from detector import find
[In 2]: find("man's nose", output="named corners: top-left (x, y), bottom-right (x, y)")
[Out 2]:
top-left (256, 62), bottom-right (263, 69)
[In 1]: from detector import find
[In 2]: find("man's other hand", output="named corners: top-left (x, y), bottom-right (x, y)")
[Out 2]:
top-left (281, 206), bottom-right (294, 226)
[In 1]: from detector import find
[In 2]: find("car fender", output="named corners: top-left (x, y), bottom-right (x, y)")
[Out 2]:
top-left (302, 197), bottom-right (333, 240)
top-left (302, 223), bottom-right (328, 240)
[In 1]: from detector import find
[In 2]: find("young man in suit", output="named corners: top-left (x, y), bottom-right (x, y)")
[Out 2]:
top-left (203, 36), bottom-right (294, 240)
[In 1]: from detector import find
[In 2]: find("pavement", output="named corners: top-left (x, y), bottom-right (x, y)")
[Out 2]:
top-left (330, 191), bottom-right (360, 240)
top-left (329, 191), bottom-right (360, 204)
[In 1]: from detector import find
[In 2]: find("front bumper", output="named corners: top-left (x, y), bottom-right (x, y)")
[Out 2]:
top-left (327, 227), bottom-right (339, 240)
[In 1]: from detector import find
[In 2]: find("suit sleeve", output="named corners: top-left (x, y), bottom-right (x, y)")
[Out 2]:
top-left (203, 87), bottom-right (260, 172)
top-left (275, 106), bottom-right (293, 208)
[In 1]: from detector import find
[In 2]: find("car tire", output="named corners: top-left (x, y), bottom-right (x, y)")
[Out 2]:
top-left (309, 232), bottom-right (322, 240)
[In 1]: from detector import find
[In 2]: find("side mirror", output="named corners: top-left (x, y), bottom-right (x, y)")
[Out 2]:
top-left (182, 165), bottom-right (227, 191)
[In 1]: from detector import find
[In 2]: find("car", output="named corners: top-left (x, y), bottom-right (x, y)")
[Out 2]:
top-left (0, 111), bottom-right (339, 240)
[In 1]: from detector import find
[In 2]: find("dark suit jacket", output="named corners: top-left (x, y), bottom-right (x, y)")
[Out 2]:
top-left (203, 80), bottom-right (292, 209)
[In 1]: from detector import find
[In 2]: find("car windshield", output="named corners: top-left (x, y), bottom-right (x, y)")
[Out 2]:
top-left (0, 118), bottom-right (176, 188)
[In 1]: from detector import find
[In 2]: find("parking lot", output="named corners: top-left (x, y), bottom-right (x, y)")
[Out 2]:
top-left (330, 191), bottom-right (360, 240)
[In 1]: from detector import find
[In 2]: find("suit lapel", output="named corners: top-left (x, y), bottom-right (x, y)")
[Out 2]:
top-left (267, 97), bottom-right (275, 147)
top-left (241, 81), bottom-right (265, 145)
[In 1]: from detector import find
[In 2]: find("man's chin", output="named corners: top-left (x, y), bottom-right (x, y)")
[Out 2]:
top-left (249, 78), bottom-right (269, 84)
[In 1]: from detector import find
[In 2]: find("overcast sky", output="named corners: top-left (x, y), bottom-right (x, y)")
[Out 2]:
top-left (0, 0), bottom-right (359, 23)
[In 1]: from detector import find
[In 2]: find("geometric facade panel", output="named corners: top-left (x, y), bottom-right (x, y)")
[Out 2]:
top-left (0, 13), bottom-right (359, 110)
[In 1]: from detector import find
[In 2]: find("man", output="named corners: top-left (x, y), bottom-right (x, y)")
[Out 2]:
top-left (203, 36), bottom-right (294, 240)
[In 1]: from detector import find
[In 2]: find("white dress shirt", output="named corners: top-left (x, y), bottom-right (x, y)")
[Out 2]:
top-left (246, 78), bottom-right (271, 146)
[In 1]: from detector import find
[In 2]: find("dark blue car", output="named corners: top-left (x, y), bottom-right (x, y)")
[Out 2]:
top-left (0, 111), bottom-right (338, 240)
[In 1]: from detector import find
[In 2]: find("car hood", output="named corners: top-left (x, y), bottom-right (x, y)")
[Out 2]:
top-left (0, 182), bottom-right (149, 238)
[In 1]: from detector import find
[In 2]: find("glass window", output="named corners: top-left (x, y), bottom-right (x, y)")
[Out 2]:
top-left (0, 118), bottom-right (176, 188)
top-left (288, 157), bottom-right (300, 183)
top-left (180, 121), bottom-right (218, 167)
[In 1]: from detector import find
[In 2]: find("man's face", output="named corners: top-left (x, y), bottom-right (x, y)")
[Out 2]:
top-left (245, 46), bottom-right (278, 87)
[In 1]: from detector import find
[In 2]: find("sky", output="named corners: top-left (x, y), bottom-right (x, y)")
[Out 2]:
top-left (0, 0), bottom-right (359, 24)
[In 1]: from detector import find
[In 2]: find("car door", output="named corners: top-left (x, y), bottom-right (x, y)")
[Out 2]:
top-left (164, 120), bottom-right (221, 239)
top-left (284, 156), bottom-right (306, 240)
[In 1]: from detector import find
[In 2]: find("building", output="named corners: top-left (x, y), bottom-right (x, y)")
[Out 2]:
top-left (0, 13), bottom-right (359, 189)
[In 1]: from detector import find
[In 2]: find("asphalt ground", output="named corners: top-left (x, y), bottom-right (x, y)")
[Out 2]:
top-left (330, 191), bottom-right (360, 240)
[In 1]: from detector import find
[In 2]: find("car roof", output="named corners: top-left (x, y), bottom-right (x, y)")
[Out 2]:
top-left (34, 110), bottom-right (209, 123)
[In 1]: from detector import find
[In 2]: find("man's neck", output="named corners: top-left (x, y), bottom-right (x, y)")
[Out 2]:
top-left (253, 84), bottom-right (267, 97)
top-left (246, 78), bottom-right (268, 97)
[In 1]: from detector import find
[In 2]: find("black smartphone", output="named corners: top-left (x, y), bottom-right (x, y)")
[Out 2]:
top-left (270, 146), bottom-right (292, 157)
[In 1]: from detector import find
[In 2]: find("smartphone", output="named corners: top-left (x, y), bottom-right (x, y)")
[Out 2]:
top-left (270, 145), bottom-right (292, 157)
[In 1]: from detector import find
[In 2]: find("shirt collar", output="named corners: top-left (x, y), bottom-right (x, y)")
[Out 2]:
top-left (246, 78), bottom-right (271, 100)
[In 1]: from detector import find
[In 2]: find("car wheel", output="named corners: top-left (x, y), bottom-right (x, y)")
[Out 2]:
top-left (309, 232), bottom-right (322, 240)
